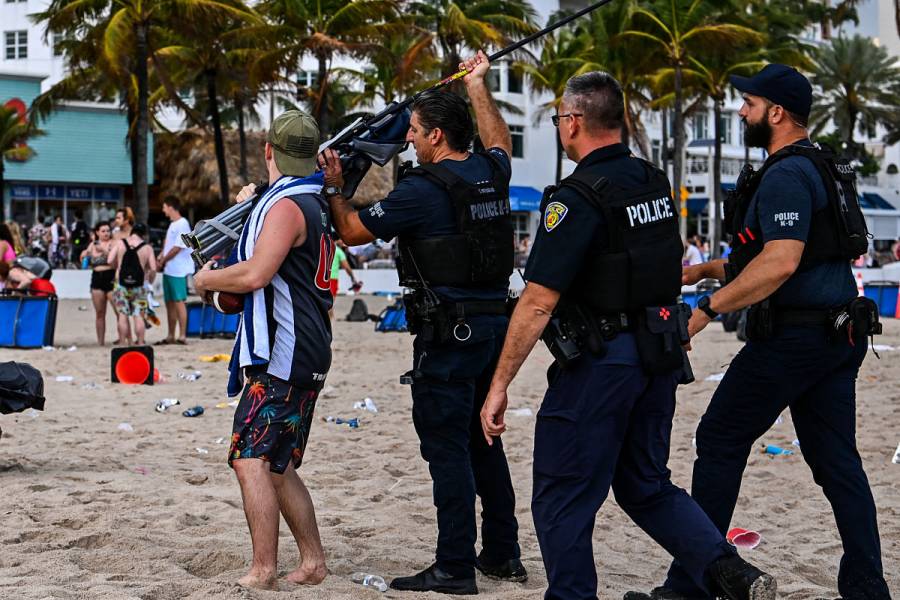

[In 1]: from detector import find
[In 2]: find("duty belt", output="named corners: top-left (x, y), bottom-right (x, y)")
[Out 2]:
top-left (592, 311), bottom-right (635, 340)
top-left (772, 307), bottom-right (833, 327)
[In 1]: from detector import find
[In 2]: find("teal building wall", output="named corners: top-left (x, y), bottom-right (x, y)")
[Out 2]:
top-left (1, 72), bottom-right (154, 224)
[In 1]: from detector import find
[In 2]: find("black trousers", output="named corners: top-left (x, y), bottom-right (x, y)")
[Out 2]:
top-left (665, 326), bottom-right (890, 599)
top-left (409, 316), bottom-right (520, 578)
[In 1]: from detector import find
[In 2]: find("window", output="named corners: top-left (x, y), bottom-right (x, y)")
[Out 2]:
top-left (52, 33), bottom-right (65, 57)
top-left (509, 125), bottom-right (524, 158)
top-left (5, 0), bottom-right (28, 4)
top-left (718, 113), bottom-right (732, 145)
top-left (487, 67), bottom-right (501, 93)
top-left (298, 70), bottom-right (319, 88)
top-left (691, 113), bottom-right (708, 140)
top-left (651, 139), bottom-right (661, 166)
top-left (507, 68), bottom-right (523, 94)
top-left (5, 31), bottom-right (27, 59)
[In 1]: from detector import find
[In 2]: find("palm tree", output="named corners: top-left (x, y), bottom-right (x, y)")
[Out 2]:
top-left (1, 106), bottom-right (43, 221)
top-left (662, 50), bottom-right (763, 258)
top-left (810, 35), bottom-right (900, 152)
top-left (518, 25), bottom-right (589, 183)
top-left (621, 0), bottom-right (762, 240)
top-left (254, 0), bottom-right (399, 136)
top-left (33, 0), bottom-right (256, 222)
top-left (154, 3), bottom-right (261, 207)
top-left (408, 0), bottom-right (537, 80)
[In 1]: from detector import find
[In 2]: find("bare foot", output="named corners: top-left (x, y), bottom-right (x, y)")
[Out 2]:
top-left (284, 562), bottom-right (327, 585)
top-left (238, 570), bottom-right (277, 590)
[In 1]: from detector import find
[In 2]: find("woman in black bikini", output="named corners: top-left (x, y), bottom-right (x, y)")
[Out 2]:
top-left (82, 221), bottom-right (115, 345)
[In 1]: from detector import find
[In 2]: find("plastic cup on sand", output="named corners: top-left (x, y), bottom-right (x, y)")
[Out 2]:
top-left (727, 527), bottom-right (761, 549)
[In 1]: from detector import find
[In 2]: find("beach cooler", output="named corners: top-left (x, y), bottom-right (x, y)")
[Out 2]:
top-left (863, 281), bottom-right (899, 318)
top-left (186, 301), bottom-right (240, 337)
top-left (0, 294), bottom-right (58, 348)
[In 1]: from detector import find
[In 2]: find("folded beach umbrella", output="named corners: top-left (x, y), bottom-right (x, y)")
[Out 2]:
top-left (0, 361), bottom-right (45, 414)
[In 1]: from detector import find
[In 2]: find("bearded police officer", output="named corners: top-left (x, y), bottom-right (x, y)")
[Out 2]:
top-left (320, 50), bottom-right (524, 595)
top-left (631, 64), bottom-right (892, 600)
top-left (480, 72), bottom-right (776, 600)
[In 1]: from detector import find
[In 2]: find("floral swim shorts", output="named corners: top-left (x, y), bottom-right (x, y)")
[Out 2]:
top-left (228, 368), bottom-right (320, 474)
top-left (112, 283), bottom-right (149, 318)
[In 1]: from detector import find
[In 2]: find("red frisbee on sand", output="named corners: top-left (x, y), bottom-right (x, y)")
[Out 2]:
top-left (115, 351), bottom-right (151, 385)
top-left (727, 527), bottom-right (761, 549)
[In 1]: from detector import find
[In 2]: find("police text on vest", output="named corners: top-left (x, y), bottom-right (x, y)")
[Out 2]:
top-left (626, 197), bottom-right (673, 227)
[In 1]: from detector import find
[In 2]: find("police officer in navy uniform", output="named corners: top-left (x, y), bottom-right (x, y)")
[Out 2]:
top-left (320, 50), bottom-right (525, 595)
top-left (635, 65), bottom-right (891, 600)
top-left (480, 71), bottom-right (776, 600)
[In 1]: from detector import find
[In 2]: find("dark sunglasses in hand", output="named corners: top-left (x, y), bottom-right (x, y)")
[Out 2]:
top-left (551, 113), bottom-right (583, 127)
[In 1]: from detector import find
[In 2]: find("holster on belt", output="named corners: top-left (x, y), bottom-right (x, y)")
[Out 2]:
top-left (403, 289), bottom-right (506, 344)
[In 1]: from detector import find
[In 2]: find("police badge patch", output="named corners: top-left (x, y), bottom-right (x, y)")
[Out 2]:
top-left (544, 202), bottom-right (568, 232)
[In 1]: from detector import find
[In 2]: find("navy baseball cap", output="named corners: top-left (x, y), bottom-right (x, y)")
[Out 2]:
top-left (729, 64), bottom-right (812, 119)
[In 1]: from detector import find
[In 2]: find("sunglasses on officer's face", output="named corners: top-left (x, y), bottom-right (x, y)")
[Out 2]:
top-left (551, 113), bottom-right (584, 127)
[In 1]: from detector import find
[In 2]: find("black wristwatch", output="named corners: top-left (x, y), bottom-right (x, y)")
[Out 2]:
top-left (697, 296), bottom-right (719, 319)
top-left (323, 185), bottom-right (342, 198)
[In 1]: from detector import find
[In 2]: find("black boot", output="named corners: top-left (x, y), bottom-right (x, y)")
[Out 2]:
top-left (623, 587), bottom-right (709, 600)
top-left (390, 563), bottom-right (478, 595)
top-left (475, 553), bottom-right (528, 583)
top-left (707, 555), bottom-right (776, 600)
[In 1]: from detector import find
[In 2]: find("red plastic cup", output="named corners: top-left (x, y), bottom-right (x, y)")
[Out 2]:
top-left (727, 527), bottom-right (761, 549)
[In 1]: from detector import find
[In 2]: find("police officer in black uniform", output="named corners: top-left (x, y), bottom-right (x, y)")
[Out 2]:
top-left (636, 65), bottom-right (891, 600)
top-left (479, 71), bottom-right (776, 600)
top-left (320, 50), bottom-right (525, 595)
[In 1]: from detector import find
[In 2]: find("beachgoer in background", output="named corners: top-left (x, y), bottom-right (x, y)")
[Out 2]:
top-left (82, 221), bottom-right (115, 345)
top-left (8, 257), bottom-right (55, 296)
top-left (49, 215), bottom-right (68, 268)
top-left (0, 261), bottom-right (9, 290)
top-left (112, 207), bottom-right (134, 241)
top-left (157, 196), bottom-right (193, 345)
top-left (70, 210), bottom-right (90, 267)
top-left (6, 221), bottom-right (25, 257)
top-left (0, 223), bottom-right (17, 266)
top-left (108, 222), bottom-right (157, 346)
top-left (28, 219), bottom-right (48, 259)
top-left (193, 109), bottom-right (331, 591)
top-left (683, 236), bottom-right (703, 266)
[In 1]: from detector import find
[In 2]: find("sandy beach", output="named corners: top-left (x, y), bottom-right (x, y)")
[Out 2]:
top-left (1, 296), bottom-right (898, 600)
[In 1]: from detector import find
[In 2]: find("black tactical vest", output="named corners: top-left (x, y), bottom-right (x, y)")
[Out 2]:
top-left (548, 159), bottom-right (683, 313)
top-left (725, 143), bottom-right (869, 279)
top-left (396, 152), bottom-right (514, 289)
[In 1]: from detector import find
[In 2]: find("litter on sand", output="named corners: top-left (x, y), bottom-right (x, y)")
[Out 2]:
top-left (214, 437), bottom-right (225, 445)
top-left (55, 376), bottom-right (74, 382)
top-left (762, 444), bottom-right (793, 456)
top-left (508, 408), bottom-right (534, 417)
top-left (325, 416), bottom-right (359, 429)
top-left (774, 415), bottom-right (784, 425)
top-left (117, 422), bottom-right (134, 432)
top-left (353, 397), bottom-right (378, 413)
top-left (42, 346), bottom-right (55, 352)
top-left (199, 354), bottom-right (231, 363)
top-left (133, 466), bottom-right (149, 475)
top-left (704, 373), bottom-right (725, 382)
top-left (156, 398), bottom-right (180, 412)
top-left (81, 382), bottom-right (102, 390)
top-left (892, 443), bottom-right (900, 465)
top-left (792, 439), bottom-right (801, 449)
top-left (66, 346), bottom-right (77, 352)
top-left (195, 447), bottom-right (209, 454)
top-left (215, 400), bottom-right (239, 409)
top-left (727, 527), bottom-right (761, 549)
top-left (873, 345), bottom-right (895, 352)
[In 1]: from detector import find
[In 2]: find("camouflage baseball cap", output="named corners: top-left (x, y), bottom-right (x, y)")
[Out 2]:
top-left (267, 110), bottom-right (320, 177)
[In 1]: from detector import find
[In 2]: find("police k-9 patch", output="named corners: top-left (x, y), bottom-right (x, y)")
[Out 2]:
top-left (544, 202), bottom-right (568, 232)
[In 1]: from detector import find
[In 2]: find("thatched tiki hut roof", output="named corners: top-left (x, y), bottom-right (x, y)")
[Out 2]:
top-left (155, 128), bottom-right (393, 213)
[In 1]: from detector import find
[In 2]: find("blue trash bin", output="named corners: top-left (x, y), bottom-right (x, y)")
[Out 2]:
top-left (0, 294), bottom-right (58, 348)
top-left (864, 281), bottom-right (899, 318)
top-left (186, 302), bottom-right (204, 337)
